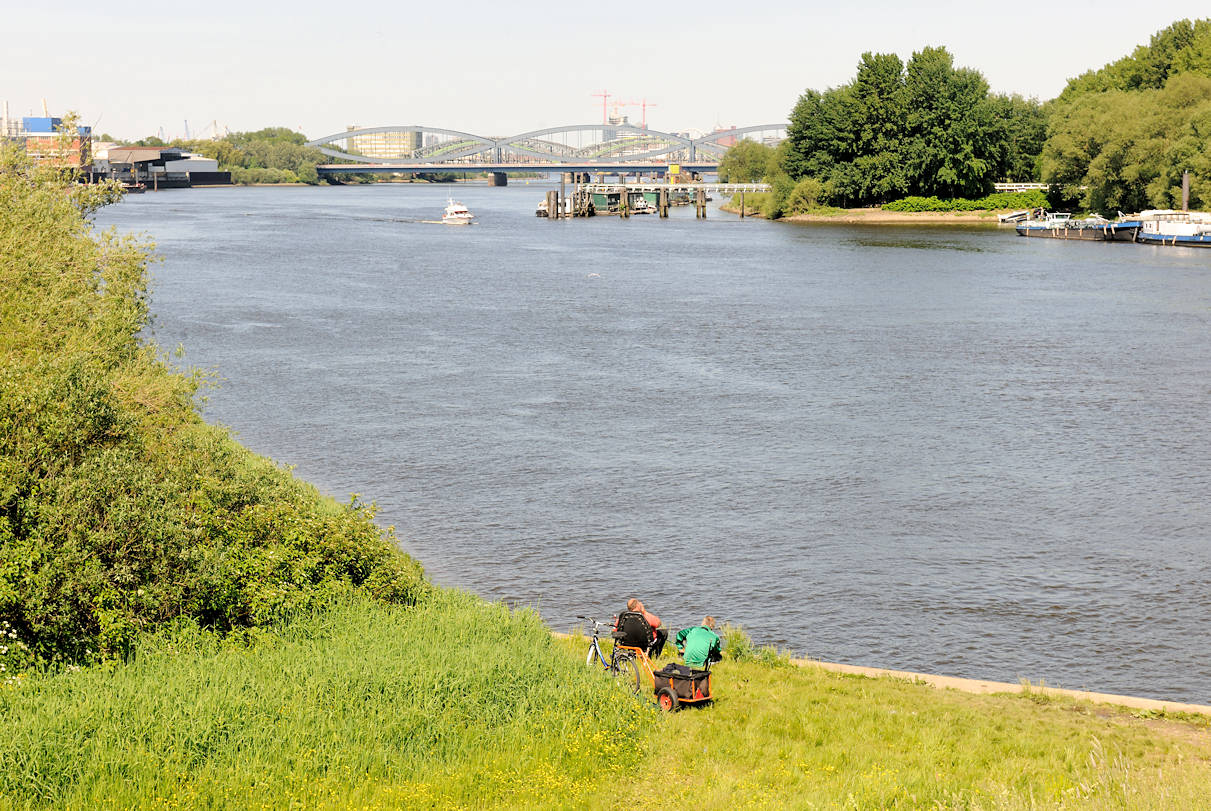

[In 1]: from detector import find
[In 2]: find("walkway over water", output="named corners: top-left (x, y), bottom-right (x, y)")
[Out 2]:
top-left (582, 182), bottom-right (770, 194)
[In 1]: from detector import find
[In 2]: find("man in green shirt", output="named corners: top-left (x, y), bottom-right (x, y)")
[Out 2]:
top-left (675, 616), bottom-right (722, 668)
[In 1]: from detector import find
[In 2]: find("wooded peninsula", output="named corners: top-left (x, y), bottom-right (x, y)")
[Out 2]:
top-left (721, 18), bottom-right (1211, 218)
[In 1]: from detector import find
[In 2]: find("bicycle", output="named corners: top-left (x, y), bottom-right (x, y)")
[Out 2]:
top-left (578, 615), bottom-right (642, 694)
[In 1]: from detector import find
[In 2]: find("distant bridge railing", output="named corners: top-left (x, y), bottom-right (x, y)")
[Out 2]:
top-left (993, 182), bottom-right (1050, 193)
top-left (305, 123), bottom-right (787, 167)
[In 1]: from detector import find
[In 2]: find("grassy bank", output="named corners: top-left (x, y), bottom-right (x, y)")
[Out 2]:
top-left (0, 592), bottom-right (646, 809)
top-left (3, 598), bottom-right (1208, 809)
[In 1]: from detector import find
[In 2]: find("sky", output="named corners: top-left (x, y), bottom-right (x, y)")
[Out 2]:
top-left (4, 1), bottom-right (1209, 141)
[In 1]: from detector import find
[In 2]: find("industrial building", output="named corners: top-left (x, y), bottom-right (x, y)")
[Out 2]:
top-left (0, 110), bottom-right (92, 169)
top-left (94, 146), bottom-right (230, 188)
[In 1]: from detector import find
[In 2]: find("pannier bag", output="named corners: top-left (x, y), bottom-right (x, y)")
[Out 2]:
top-left (653, 663), bottom-right (711, 701)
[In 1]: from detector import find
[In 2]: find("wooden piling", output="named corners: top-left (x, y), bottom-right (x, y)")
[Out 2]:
top-left (739, 190), bottom-right (745, 219)
top-left (658, 187), bottom-right (669, 218)
top-left (695, 189), bottom-right (706, 218)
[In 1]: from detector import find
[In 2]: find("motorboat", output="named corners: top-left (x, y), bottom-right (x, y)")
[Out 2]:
top-left (442, 198), bottom-right (473, 225)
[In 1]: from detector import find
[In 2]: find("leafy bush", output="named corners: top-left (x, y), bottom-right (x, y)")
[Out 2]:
top-left (882, 190), bottom-right (1047, 211)
top-left (230, 166), bottom-right (300, 185)
top-left (0, 145), bottom-right (425, 669)
top-left (762, 173), bottom-right (798, 219)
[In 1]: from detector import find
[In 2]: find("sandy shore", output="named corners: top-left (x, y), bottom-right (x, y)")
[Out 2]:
top-left (785, 208), bottom-right (1004, 225)
top-left (721, 202), bottom-right (1008, 225)
top-left (795, 658), bottom-right (1211, 717)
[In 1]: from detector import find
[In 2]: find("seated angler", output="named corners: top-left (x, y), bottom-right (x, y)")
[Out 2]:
top-left (675, 616), bottom-right (722, 668)
top-left (626, 598), bottom-right (668, 659)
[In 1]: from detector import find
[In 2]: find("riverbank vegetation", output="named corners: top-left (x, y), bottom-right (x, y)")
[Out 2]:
top-left (0, 144), bottom-right (423, 670)
top-left (118, 127), bottom-right (463, 185)
top-left (1041, 18), bottom-right (1211, 211)
top-left (722, 18), bottom-right (1210, 219)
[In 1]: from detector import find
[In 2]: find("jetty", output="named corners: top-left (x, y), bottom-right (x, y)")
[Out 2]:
top-left (543, 181), bottom-right (771, 220)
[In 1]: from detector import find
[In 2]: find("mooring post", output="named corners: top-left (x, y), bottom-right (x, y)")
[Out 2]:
top-left (1182, 171), bottom-right (1190, 211)
top-left (739, 190), bottom-right (745, 219)
top-left (546, 190), bottom-right (557, 220)
top-left (659, 187), bottom-right (669, 218)
top-left (696, 189), bottom-right (706, 219)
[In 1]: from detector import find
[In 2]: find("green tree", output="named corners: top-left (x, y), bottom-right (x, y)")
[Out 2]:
top-left (0, 143), bottom-right (422, 665)
top-left (780, 47), bottom-right (1023, 208)
top-left (1041, 21), bottom-right (1211, 213)
top-left (901, 46), bottom-right (997, 198)
top-left (718, 139), bottom-right (776, 182)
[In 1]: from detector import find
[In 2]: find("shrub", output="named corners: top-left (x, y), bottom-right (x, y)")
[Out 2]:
top-left (882, 189), bottom-right (1048, 212)
top-left (0, 144), bottom-right (425, 670)
top-left (230, 166), bottom-right (300, 185)
top-left (762, 173), bottom-right (798, 219)
top-left (784, 176), bottom-right (836, 215)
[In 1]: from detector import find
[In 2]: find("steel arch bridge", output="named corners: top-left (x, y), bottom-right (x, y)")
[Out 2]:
top-left (305, 123), bottom-right (786, 173)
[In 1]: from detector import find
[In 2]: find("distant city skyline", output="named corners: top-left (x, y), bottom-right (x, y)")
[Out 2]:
top-left (5, 1), bottom-right (1209, 141)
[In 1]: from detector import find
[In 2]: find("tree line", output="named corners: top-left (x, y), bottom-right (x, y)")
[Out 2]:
top-left (112, 127), bottom-right (456, 185)
top-left (722, 18), bottom-right (1211, 215)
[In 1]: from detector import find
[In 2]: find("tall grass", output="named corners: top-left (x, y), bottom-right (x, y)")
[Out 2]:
top-left (4, 598), bottom-right (1209, 808)
top-left (0, 591), bottom-right (647, 809)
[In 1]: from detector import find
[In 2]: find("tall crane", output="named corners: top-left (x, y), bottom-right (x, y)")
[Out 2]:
top-left (635, 98), bottom-right (657, 129)
top-left (590, 90), bottom-right (611, 125)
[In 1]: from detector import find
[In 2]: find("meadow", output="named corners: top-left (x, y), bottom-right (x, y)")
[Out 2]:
top-left (2, 594), bottom-right (1209, 809)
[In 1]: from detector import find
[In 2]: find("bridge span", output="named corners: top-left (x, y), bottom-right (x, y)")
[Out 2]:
top-left (306, 122), bottom-right (786, 175)
top-left (314, 161), bottom-right (722, 177)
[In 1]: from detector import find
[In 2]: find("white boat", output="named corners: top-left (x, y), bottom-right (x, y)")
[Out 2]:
top-left (536, 197), bottom-right (573, 217)
top-left (442, 198), bottom-right (473, 225)
top-left (1135, 210), bottom-right (1211, 247)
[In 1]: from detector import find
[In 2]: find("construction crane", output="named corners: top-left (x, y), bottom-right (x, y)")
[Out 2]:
top-left (635, 98), bottom-right (657, 129)
top-left (590, 90), bottom-right (611, 125)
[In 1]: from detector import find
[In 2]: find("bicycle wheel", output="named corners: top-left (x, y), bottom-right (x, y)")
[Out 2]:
top-left (612, 654), bottom-right (641, 695)
top-left (586, 642), bottom-right (601, 668)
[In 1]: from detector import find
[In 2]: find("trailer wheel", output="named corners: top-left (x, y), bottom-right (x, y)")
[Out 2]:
top-left (656, 687), bottom-right (679, 712)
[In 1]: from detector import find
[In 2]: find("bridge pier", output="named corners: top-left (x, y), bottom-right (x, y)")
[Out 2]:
top-left (489, 172), bottom-right (508, 187)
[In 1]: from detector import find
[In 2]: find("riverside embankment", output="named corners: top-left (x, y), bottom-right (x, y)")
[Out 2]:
top-left (721, 198), bottom-right (1006, 224)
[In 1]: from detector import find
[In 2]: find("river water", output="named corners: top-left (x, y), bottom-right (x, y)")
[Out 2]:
top-left (94, 183), bottom-right (1211, 703)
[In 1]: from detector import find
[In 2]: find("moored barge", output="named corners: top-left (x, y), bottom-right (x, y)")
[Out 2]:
top-left (1135, 210), bottom-right (1211, 248)
top-left (1015, 212), bottom-right (1140, 241)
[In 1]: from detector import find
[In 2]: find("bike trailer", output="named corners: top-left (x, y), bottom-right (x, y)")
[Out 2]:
top-left (652, 663), bottom-right (712, 711)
